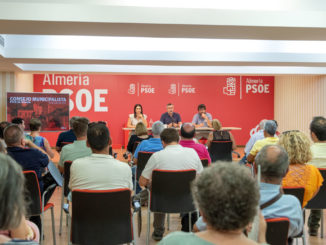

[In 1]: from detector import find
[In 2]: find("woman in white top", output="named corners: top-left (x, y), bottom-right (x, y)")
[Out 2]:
top-left (127, 104), bottom-right (148, 128)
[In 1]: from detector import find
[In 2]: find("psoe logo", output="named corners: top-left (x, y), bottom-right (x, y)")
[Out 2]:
top-left (223, 77), bottom-right (236, 96)
top-left (140, 84), bottom-right (155, 94)
top-left (128, 83), bottom-right (136, 95)
top-left (181, 84), bottom-right (196, 94)
top-left (168, 84), bottom-right (177, 95)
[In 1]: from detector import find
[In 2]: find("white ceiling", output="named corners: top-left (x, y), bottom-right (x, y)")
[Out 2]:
top-left (1, 0), bottom-right (326, 74)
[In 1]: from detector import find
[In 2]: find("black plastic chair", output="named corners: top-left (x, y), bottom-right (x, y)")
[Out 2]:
top-left (283, 187), bottom-right (305, 208)
top-left (282, 186), bottom-right (306, 244)
top-left (200, 158), bottom-right (209, 167)
top-left (59, 160), bottom-right (73, 235)
top-left (136, 151), bottom-right (154, 182)
top-left (71, 188), bottom-right (138, 245)
top-left (24, 170), bottom-right (56, 245)
top-left (209, 141), bottom-right (233, 162)
top-left (266, 217), bottom-right (290, 245)
top-left (132, 141), bottom-right (141, 155)
top-left (146, 169), bottom-right (197, 245)
top-left (305, 168), bottom-right (326, 238)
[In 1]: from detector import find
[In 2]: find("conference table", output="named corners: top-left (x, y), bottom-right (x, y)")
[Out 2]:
top-left (122, 126), bottom-right (242, 148)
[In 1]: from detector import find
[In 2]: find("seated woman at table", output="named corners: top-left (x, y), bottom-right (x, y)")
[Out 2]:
top-left (0, 153), bottom-right (40, 244)
top-left (279, 130), bottom-right (323, 207)
top-left (127, 104), bottom-right (148, 128)
top-left (126, 122), bottom-right (152, 155)
top-left (206, 119), bottom-right (236, 150)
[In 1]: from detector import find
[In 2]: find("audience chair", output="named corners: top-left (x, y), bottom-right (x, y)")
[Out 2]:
top-left (200, 158), bottom-right (209, 167)
top-left (135, 151), bottom-right (153, 192)
top-left (24, 171), bottom-right (57, 245)
top-left (71, 188), bottom-right (139, 245)
top-left (209, 141), bottom-right (233, 162)
top-left (265, 217), bottom-right (290, 245)
top-left (282, 186), bottom-right (306, 245)
top-left (59, 161), bottom-right (73, 236)
top-left (305, 168), bottom-right (326, 238)
top-left (132, 141), bottom-right (141, 155)
top-left (146, 169), bottom-right (197, 245)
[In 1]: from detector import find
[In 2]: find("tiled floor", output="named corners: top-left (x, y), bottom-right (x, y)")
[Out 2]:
top-left (41, 148), bottom-right (326, 245)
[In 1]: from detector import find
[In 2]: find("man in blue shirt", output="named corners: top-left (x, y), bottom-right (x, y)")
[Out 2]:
top-left (56, 116), bottom-right (78, 152)
top-left (192, 104), bottom-right (212, 140)
top-left (132, 121), bottom-right (164, 193)
top-left (195, 145), bottom-right (303, 239)
top-left (160, 103), bottom-right (182, 128)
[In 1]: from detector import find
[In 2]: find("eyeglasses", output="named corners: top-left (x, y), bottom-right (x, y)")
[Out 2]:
top-left (282, 130), bottom-right (300, 135)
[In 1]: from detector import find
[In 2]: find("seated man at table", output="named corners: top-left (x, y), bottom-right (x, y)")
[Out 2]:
top-left (160, 103), bottom-right (182, 128)
top-left (179, 123), bottom-right (211, 164)
top-left (69, 122), bottom-right (133, 192)
top-left (58, 117), bottom-right (92, 173)
top-left (139, 128), bottom-right (203, 241)
top-left (192, 104), bottom-right (212, 140)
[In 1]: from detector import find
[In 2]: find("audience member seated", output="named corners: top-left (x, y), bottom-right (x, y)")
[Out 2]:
top-left (279, 130), bottom-right (324, 208)
top-left (69, 122), bottom-right (133, 193)
top-left (194, 145), bottom-right (303, 239)
top-left (0, 153), bottom-right (40, 244)
top-left (159, 162), bottom-right (267, 245)
top-left (247, 120), bottom-right (278, 163)
top-left (160, 103), bottom-right (182, 128)
top-left (133, 121), bottom-right (165, 165)
top-left (179, 123), bottom-right (211, 164)
top-left (206, 119), bottom-right (236, 150)
top-left (132, 121), bottom-right (164, 194)
top-left (139, 128), bottom-right (203, 241)
top-left (11, 118), bottom-right (47, 154)
top-left (0, 121), bottom-right (10, 139)
top-left (127, 104), bottom-right (148, 128)
top-left (258, 145), bottom-right (303, 238)
top-left (56, 116), bottom-right (78, 152)
top-left (240, 119), bottom-right (267, 164)
top-left (308, 116), bottom-right (326, 236)
top-left (58, 117), bottom-right (91, 173)
top-left (4, 124), bottom-right (57, 231)
top-left (0, 139), bottom-right (6, 153)
top-left (126, 122), bottom-right (152, 155)
top-left (26, 118), bottom-right (54, 159)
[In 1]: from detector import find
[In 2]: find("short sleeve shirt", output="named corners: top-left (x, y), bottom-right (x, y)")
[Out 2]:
top-left (56, 129), bottom-right (76, 147)
top-left (249, 137), bottom-right (279, 157)
top-left (160, 112), bottom-right (182, 125)
top-left (141, 144), bottom-right (203, 180)
top-left (192, 113), bottom-right (212, 127)
top-left (134, 138), bottom-right (163, 159)
top-left (129, 114), bottom-right (147, 126)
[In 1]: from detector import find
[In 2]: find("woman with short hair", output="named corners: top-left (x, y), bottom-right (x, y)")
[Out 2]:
top-left (206, 119), bottom-right (236, 150)
top-left (159, 162), bottom-right (267, 245)
top-left (26, 118), bottom-right (54, 158)
top-left (0, 153), bottom-right (39, 244)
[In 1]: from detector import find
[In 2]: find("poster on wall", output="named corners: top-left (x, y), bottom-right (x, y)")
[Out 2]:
top-left (7, 92), bottom-right (70, 131)
top-left (33, 74), bottom-right (274, 146)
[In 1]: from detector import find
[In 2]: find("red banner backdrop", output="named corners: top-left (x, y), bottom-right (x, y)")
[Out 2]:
top-left (33, 74), bottom-right (274, 147)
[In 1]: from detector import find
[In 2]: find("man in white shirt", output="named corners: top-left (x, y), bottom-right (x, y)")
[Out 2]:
top-left (69, 122), bottom-right (133, 192)
top-left (139, 128), bottom-right (203, 241)
top-left (308, 116), bottom-right (326, 236)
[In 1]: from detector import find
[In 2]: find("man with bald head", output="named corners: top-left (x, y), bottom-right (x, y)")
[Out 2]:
top-left (195, 144), bottom-right (303, 239)
top-left (179, 123), bottom-right (211, 164)
top-left (257, 144), bottom-right (303, 238)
